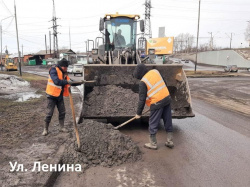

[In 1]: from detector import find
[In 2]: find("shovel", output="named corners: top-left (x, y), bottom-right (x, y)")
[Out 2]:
top-left (68, 79), bottom-right (96, 151)
top-left (114, 109), bottom-right (150, 130)
top-left (68, 87), bottom-right (81, 150)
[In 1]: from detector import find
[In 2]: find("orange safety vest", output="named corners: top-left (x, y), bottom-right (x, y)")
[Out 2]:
top-left (46, 67), bottom-right (70, 97)
top-left (141, 69), bottom-right (170, 106)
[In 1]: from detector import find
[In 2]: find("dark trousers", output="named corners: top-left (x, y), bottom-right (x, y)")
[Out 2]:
top-left (45, 97), bottom-right (66, 123)
top-left (149, 104), bottom-right (173, 135)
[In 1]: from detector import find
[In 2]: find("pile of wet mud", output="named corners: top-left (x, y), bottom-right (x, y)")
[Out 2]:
top-left (83, 85), bottom-right (149, 117)
top-left (63, 119), bottom-right (142, 171)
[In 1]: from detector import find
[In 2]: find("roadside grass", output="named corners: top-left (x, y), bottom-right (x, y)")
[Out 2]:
top-left (0, 71), bottom-right (47, 81)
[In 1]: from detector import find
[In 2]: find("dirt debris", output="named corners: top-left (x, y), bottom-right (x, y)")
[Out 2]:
top-left (83, 85), bottom-right (149, 117)
top-left (63, 119), bottom-right (142, 171)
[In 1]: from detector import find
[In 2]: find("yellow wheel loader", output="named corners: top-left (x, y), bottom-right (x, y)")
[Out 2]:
top-left (80, 13), bottom-right (194, 123)
top-left (5, 56), bottom-right (17, 71)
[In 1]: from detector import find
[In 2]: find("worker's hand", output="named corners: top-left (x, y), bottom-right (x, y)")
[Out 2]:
top-left (67, 80), bottom-right (73, 85)
top-left (135, 114), bottom-right (141, 119)
top-left (68, 80), bottom-right (82, 86)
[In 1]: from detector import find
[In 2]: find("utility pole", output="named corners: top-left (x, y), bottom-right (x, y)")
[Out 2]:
top-left (51, 0), bottom-right (59, 58)
top-left (49, 31), bottom-right (51, 54)
top-left (85, 41), bottom-right (87, 52)
top-left (186, 39), bottom-right (188, 53)
top-left (195, 0), bottom-right (201, 73)
top-left (45, 34), bottom-right (47, 54)
top-left (1, 16), bottom-right (13, 71)
top-left (0, 24), bottom-right (2, 71)
top-left (143, 0), bottom-right (152, 39)
top-left (21, 44), bottom-right (23, 63)
top-left (208, 32), bottom-right (213, 50)
top-left (14, 0), bottom-right (22, 76)
top-left (69, 26), bottom-right (71, 49)
top-left (225, 33), bottom-right (234, 49)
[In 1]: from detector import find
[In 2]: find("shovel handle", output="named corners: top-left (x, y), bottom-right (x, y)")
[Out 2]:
top-left (114, 109), bottom-right (150, 130)
top-left (68, 87), bottom-right (81, 149)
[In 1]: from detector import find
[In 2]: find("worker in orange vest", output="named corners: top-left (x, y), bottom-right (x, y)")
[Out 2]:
top-left (42, 58), bottom-right (76, 136)
top-left (133, 63), bottom-right (173, 150)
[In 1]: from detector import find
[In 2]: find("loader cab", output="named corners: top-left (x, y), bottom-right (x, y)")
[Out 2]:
top-left (103, 16), bottom-right (138, 51)
top-left (94, 13), bottom-right (145, 64)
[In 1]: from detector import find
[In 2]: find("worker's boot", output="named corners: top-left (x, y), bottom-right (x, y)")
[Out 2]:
top-left (144, 134), bottom-right (157, 150)
top-left (165, 132), bottom-right (174, 148)
top-left (59, 119), bottom-right (68, 133)
top-left (42, 122), bottom-right (49, 136)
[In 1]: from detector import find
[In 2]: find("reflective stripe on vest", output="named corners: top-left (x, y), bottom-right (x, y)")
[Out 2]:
top-left (46, 67), bottom-right (70, 97)
top-left (141, 69), bottom-right (169, 106)
top-left (47, 76), bottom-right (62, 89)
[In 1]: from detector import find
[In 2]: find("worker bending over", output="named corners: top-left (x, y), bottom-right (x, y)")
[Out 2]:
top-left (133, 63), bottom-right (174, 149)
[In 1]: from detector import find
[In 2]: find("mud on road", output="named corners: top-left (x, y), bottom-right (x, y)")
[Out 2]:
top-left (0, 72), bottom-right (82, 187)
top-left (63, 119), bottom-right (142, 171)
top-left (0, 72), bottom-right (143, 187)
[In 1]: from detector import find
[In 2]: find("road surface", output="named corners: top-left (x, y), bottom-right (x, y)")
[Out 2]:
top-left (54, 97), bottom-right (250, 187)
top-left (20, 66), bottom-right (250, 186)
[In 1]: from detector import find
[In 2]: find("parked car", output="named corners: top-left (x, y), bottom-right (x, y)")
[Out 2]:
top-left (67, 65), bottom-right (73, 74)
top-left (185, 60), bottom-right (189, 63)
top-left (172, 59), bottom-right (181, 64)
top-left (73, 64), bottom-right (83, 76)
top-left (224, 65), bottom-right (238, 72)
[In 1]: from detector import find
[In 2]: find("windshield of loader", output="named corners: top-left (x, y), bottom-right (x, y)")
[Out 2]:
top-left (105, 17), bottom-right (137, 50)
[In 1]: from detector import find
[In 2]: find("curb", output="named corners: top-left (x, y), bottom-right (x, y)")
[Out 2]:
top-left (187, 75), bottom-right (238, 78)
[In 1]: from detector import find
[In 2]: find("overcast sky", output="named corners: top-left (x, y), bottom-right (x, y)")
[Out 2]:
top-left (0, 0), bottom-right (250, 54)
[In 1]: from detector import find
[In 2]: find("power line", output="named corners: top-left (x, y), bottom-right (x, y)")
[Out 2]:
top-left (1, 0), bottom-right (13, 16)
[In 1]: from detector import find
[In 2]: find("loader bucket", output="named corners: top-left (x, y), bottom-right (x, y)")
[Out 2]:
top-left (80, 64), bottom-right (194, 123)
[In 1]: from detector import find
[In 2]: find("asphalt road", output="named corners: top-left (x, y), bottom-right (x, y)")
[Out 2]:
top-left (54, 97), bottom-right (250, 187)
top-left (20, 66), bottom-right (250, 186)
top-left (170, 58), bottom-right (224, 71)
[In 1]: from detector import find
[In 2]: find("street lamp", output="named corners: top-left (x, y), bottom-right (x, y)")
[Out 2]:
top-left (1, 16), bottom-right (13, 71)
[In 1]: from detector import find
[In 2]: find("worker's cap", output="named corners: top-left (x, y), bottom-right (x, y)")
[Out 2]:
top-left (58, 58), bottom-right (69, 67)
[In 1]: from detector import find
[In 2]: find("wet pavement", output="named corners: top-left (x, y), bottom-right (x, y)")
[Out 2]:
top-left (54, 97), bottom-right (250, 187)
top-left (15, 66), bottom-right (250, 186)
top-left (188, 77), bottom-right (250, 116)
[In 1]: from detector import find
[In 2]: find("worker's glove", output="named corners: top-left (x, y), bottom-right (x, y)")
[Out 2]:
top-left (135, 114), bottom-right (141, 119)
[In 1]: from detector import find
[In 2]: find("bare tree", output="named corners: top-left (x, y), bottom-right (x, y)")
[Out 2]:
top-left (199, 43), bottom-right (209, 52)
top-left (174, 33), bottom-right (195, 53)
